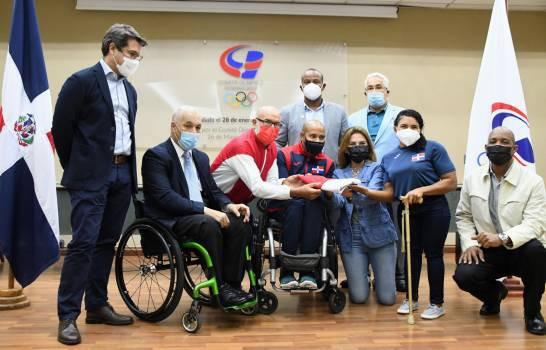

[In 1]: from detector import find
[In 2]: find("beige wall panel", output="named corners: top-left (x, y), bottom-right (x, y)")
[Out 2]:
top-left (0, 1), bottom-right (545, 183)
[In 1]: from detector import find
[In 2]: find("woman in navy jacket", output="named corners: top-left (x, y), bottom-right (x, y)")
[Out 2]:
top-left (330, 127), bottom-right (397, 305)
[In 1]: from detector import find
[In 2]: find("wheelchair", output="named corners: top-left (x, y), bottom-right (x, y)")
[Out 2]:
top-left (115, 198), bottom-right (259, 333)
top-left (251, 199), bottom-right (346, 314)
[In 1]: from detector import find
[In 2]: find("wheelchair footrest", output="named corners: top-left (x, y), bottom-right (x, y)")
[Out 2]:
top-left (279, 251), bottom-right (320, 272)
top-left (224, 299), bottom-right (257, 311)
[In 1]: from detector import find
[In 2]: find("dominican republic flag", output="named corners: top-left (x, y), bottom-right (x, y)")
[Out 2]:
top-left (0, 0), bottom-right (60, 287)
top-left (464, 0), bottom-right (535, 177)
top-left (311, 165), bottom-right (325, 175)
top-left (411, 152), bottom-right (425, 162)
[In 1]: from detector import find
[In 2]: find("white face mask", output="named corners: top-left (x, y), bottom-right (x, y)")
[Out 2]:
top-left (303, 83), bottom-right (322, 101)
top-left (114, 52), bottom-right (140, 77)
top-left (396, 129), bottom-right (421, 147)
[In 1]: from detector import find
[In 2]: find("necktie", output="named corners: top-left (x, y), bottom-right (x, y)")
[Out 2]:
top-left (182, 151), bottom-right (203, 203)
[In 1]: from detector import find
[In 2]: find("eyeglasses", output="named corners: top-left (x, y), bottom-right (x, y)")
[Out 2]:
top-left (256, 117), bottom-right (281, 128)
top-left (119, 48), bottom-right (144, 61)
top-left (365, 85), bottom-right (386, 92)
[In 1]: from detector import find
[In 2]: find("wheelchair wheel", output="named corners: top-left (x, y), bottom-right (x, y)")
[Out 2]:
top-left (181, 311), bottom-right (201, 333)
top-left (183, 249), bottom-right (213, 306)
top-left (328, 289), bottom-right (346, 314)
top-left (115, 220), bottom-right (184, 322)
top-left (240, 304), bottom-right (258, 316)
top-left (257, 291), bottom-right (278, 315)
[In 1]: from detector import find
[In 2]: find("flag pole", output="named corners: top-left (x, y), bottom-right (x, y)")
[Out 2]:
top-left (0, 262), bottom-right (31, 310)
top-left (8, 267), bottom-right (14, 289)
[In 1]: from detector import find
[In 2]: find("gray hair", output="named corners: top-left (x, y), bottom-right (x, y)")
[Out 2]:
top-left (172, 106), bottom-right (199, 122)
top-left (365, 72), bottom-right (390, 91)
top-left (101, 23), bottom-right (148, 56)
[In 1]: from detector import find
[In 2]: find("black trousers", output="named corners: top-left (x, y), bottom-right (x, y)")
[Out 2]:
top-left (173, 213), bottom-right (251, 286)
top-left (58, 164), bottom-right (132, 320)
top-left (453, 239), bottom-right (546, 318)
top-left (397, 196), bottom-right (450, 305)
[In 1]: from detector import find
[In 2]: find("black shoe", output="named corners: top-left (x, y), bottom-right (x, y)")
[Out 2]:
top-left (396, 279), bottom-right (407, 293)
top-left (58, 320), bottom-right (81, 345)
top-left (219, 284), bottom-right (251, 307)
top-left (340, 279), bottom-right (348, 289)
top-left (525, 313), bottom-right (546, 335)
top-left (226, 283), bottom-right (255, 302)
top-left (480, 282), bottom-right (508, 316)
top-left (226, 284), bottom-right (254, 303)
top-left (86, 303), bottom-right (134, 325)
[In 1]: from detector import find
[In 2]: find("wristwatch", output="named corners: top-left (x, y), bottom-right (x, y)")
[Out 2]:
top-left (498, 232), bottom-right (512, 247)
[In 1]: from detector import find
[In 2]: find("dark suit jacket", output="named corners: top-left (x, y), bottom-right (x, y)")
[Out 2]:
top-left (52, 62), bottom-right (138, 192)
top-left (142, 139), bottom-right (232, 229)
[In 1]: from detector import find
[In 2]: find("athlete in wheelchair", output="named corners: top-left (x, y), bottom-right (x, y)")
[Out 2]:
top-left (115, 107), bottom-right (259, 333)
top-left (253, 120), bottom-right (346, 313)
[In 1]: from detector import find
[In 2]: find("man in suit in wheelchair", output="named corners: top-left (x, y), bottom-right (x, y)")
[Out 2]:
top-left (141, 106), bottom-right (254, 307)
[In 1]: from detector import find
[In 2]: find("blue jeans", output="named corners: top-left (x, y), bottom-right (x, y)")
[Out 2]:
top-left (342, 237), bottom-right (397, 305)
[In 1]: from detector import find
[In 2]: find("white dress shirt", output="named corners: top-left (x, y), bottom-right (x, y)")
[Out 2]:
top-left (100, 59), bottom-right (131, 155)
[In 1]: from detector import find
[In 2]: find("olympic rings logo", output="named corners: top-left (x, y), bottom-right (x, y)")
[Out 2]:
top-left (223, 90), bottom-right (258, 108)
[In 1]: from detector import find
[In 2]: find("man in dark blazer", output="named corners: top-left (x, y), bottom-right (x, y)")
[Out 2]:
top-left (52, 24), bottom-right (147, 345)
top-left (142, 106), bottom-right (254, 308)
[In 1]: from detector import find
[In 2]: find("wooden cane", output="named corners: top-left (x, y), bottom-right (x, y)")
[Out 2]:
top-left (400, 195), bottom-right (423, 325)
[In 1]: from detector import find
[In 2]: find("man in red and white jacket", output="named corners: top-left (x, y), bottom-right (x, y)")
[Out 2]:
top-left (211, 106), bottom-right (321, 204)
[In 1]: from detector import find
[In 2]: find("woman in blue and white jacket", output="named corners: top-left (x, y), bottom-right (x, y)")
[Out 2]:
top-left (329, 127), bottom-right (397, 305)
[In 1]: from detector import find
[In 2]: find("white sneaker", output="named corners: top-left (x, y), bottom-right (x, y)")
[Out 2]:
top-left (397, 299), bottom-right (419, 314)
top-left (280, 276), bottom-right (299, 289)
top-left (298, 276), bottom-right (318, 289)
top-left (420, 304), bottom-right (445, 320)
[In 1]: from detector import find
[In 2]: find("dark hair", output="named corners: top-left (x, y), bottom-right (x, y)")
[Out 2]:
top-left (101, 23), bottom-right (148, 56)
top-left (301, 68), bottom-right (324, 83)
top-left (338, 127), bottom-right (377, 168)
top-left (394, 109), bottom-right (427, 150)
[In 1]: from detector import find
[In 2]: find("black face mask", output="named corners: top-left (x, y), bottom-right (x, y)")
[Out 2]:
top-left (486, 145), bottom-right (513, 165)
top-left (304, 139), bottom-right (325, 156)
top-left (346, 145), bottom-right (369, 163)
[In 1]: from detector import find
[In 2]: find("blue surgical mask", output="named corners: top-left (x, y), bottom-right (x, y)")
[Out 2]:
top-left (367, 91), bottom-right (386, 109)
top-left (178, 131), bottom-right (200, 151)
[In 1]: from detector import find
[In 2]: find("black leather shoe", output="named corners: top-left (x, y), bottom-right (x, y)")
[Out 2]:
top-left (219, 284), bottom-right (250, 307)
top-left (480, 282), bottom-right (508, 316)
top-left (396, 279), bottom-right (407, 293)
top-left (340, 279), bottom-right (348, 289)
top-left (226, 283), bottom-right (255, 302)
top-left (86, 303), bottom-right (134, 325)
top-left (525, 313), bottom-right (546, 335)
top-left (58, 320), bottom-right (81, 345)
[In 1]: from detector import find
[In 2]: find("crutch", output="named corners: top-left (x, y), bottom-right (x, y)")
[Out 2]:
top-left (399, 195), bottom-right (422, 325)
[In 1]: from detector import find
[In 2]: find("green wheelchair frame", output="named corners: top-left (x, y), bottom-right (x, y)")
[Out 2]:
top-left (180, 241), bottom-right (258, 333)
top-left (115, 214), bottom-right (260, 334)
